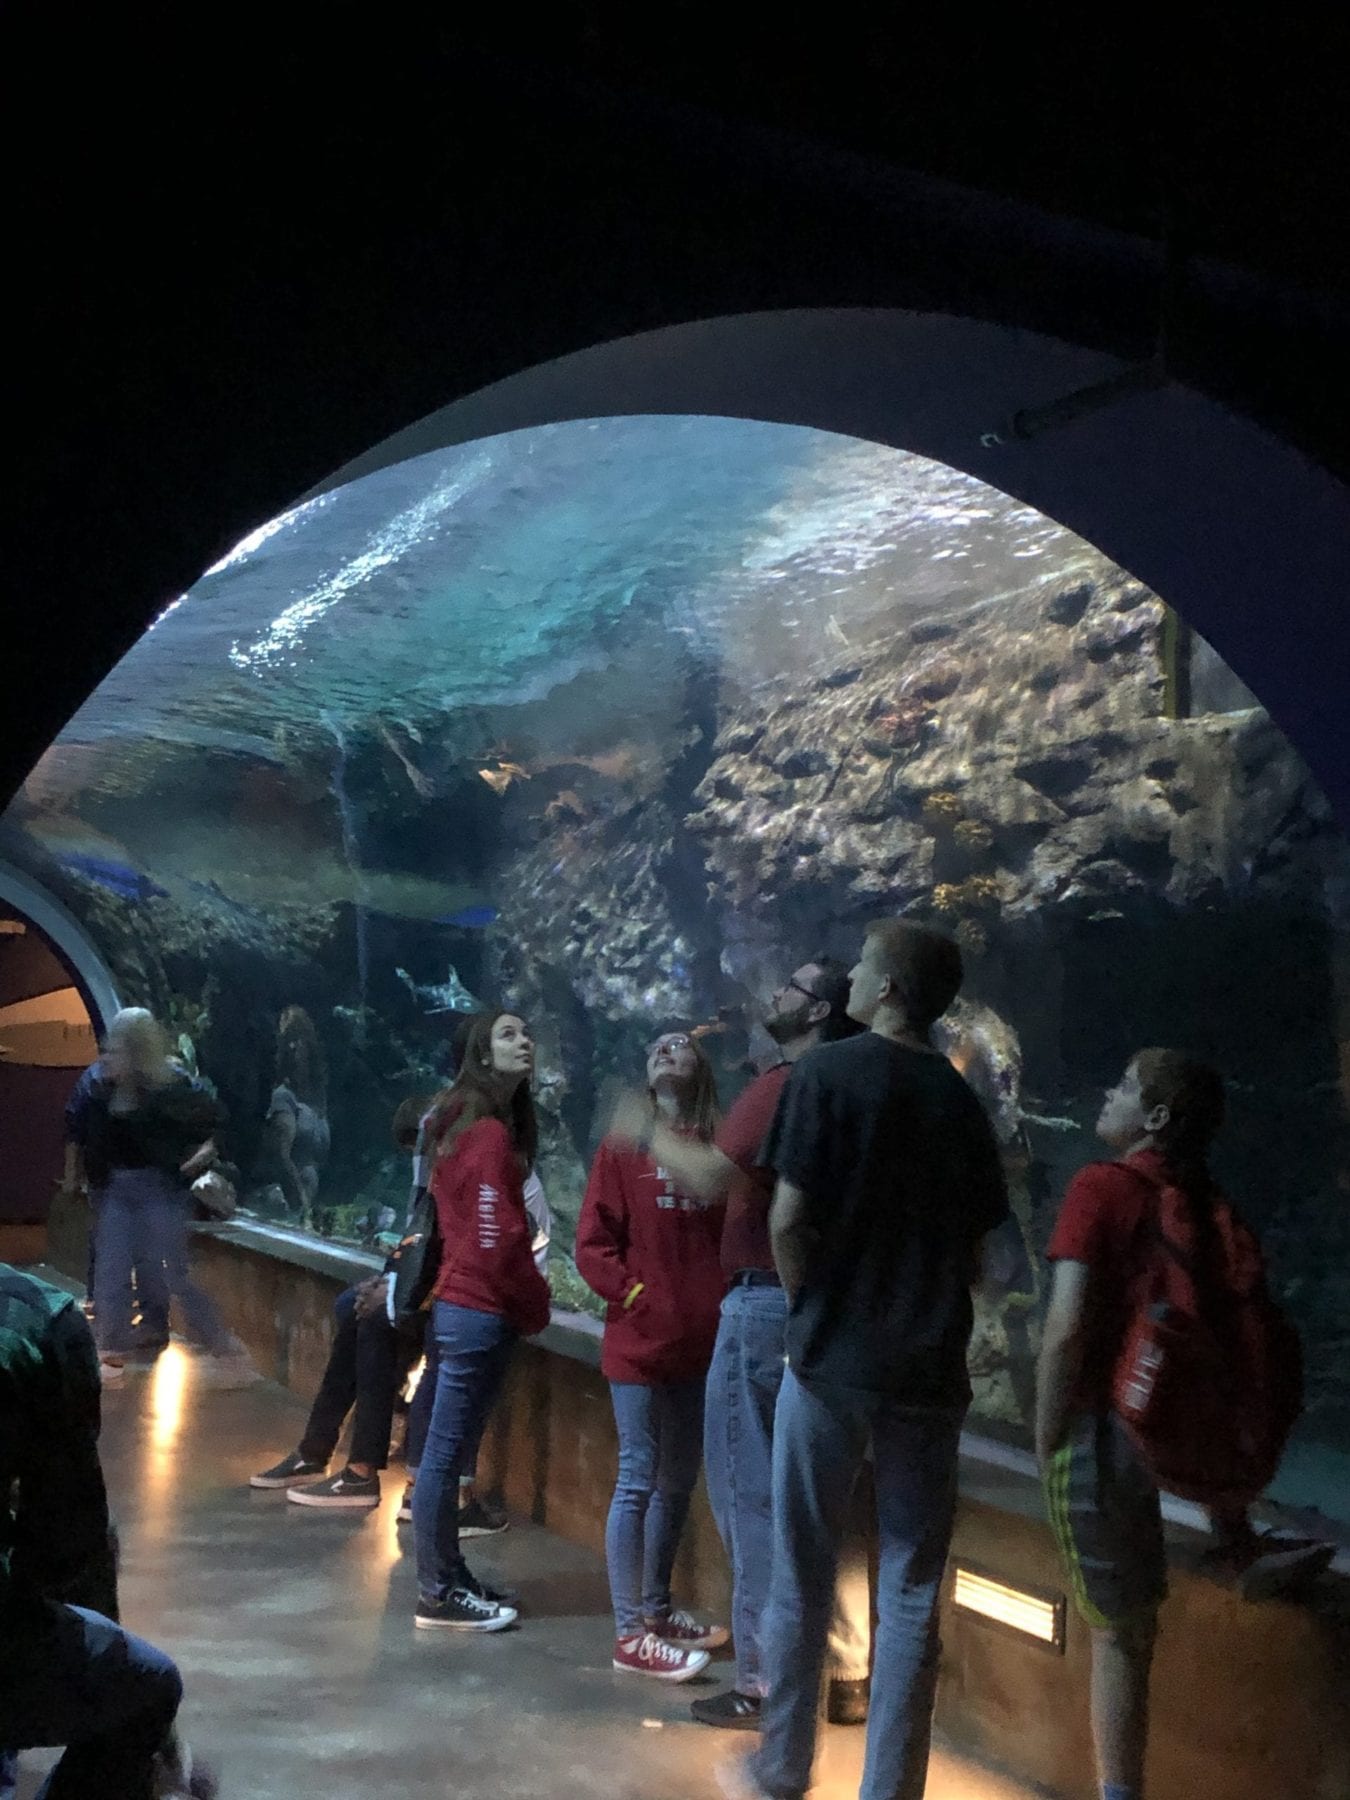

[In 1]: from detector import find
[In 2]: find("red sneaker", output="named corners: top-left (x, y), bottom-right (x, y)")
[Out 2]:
top-left (613, 1630), bottom-right (711, 1681)
top-left (647, 1608), bottom-right (730, 1651)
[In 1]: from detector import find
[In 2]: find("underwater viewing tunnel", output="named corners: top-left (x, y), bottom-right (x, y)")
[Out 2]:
top-left (5, 302), bottom-right (1349, 1797)
top-left (4, 305), bottom-right (1348, 1536)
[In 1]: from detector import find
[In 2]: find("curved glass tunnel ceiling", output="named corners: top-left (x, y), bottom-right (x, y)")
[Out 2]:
top-left (2, 415), bottom-right (1347, 1525)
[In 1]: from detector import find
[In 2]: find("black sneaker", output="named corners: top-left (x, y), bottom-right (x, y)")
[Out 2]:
top-left (415, 1587), bottom-right (519, 1631)
top-left (287, 1467), bottom-right (380, 1509)
top-left (458, 1495), bottom-right (509, 1538)
top-left (1200, 1532), bottom-right (1336, 1601)
top-left (250, 1451), bottom-right (327, 1490)
top-left (691, 1689), bottom-right (763, 1730)
top-left (459, 1565), bottom-right (520, 1609)
top-left (398, 1480), bottom-right (415, 1523)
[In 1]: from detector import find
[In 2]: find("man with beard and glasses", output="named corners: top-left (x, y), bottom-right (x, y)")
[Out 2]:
top-left (610, 958), bottom-right (874, 1731)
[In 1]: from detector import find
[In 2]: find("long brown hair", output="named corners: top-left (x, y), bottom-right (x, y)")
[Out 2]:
top-left (426, 1009), bottom-right (538, 1169)
top-left (647, 1034), bottom-right (721, 1143)
top-left (277, 1005), bottom-right (328, 1113)
top-left (1134, 1047), bottom-right (1225, 1195)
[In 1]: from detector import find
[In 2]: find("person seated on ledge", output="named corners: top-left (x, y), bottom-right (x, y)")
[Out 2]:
top-left (411, 1009), bottom-right (551, 1633)
top-left (1036, 1049), bottom-right (1334, 1800)
top-left (610, 958), bottom-right (874, 1729)
top-left (577, 1027), bottom-right (729, 1682)
top-left (0, 1262), bottom-right (213, 1799)
top-left (252, 1083), bottom-right (548, 1530)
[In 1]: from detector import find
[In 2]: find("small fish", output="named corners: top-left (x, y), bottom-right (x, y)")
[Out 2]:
top-left (397, 964), bottom-right (482, 1014)
top-left (379, 723), bottom-right (435, 798)
top-left (57, 851), bottom-right (168, 902)
top-left (436, 904), bottom-right (500, 930)
top-left (1088, 908), bottom-right (1125, 921)
top-left (478, 761), bottom-right (529, 795)
top-left (543, 789), bottom-right (588, 824)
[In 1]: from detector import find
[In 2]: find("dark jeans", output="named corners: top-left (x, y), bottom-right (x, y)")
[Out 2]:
top-left (704, 1281), bottom-right (872, 1694)
top-left (0, 1603), bottom-right (181, 1800)
top-left (749, 1370), bottom-right (963, 1800)
top-left (606, 1377), bottom-right (705, 1635)
top-left (299, 1285), bottom-right (418, 1470)
top-left (411, 1302), bottom-right (516, 1600)
top-left (93, 1169), bottom-right (230, 1357)
top-left (404, 1317), bottom-right (442, 1471)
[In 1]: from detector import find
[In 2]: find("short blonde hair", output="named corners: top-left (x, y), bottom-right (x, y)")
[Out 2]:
top-left (864, 920), bottom-right (964, 1029)
top-left (105, 1007), bottom-right (172, 1079)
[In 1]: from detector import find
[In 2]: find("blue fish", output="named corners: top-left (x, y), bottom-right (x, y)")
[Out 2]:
top-left (59, 852), bottom-right (168, 902)
top-left (436, 904), bottom-right (500, 929)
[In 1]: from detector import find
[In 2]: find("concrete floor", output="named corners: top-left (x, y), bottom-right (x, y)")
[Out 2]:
top-left (16, 1342), bottom-right (1036, 1800)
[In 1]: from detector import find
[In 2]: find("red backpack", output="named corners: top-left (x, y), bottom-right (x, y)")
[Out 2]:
top-left (1111, 1166), bottom-right (1304, 1507)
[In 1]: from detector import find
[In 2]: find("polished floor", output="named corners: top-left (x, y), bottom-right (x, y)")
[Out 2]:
top-left (17, 1339), bottom-right (1035, 1800)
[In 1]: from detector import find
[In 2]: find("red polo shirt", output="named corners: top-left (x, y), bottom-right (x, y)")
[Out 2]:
top-left (714, 1063), bottom-right (790, 1277)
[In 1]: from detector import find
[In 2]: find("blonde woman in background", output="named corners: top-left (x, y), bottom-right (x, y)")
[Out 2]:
top-left (82, 1008), bottom-right (255, 1386)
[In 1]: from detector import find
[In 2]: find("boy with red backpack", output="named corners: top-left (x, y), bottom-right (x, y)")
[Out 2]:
top-left (1036, 1049), bottom-right (1332, 1800)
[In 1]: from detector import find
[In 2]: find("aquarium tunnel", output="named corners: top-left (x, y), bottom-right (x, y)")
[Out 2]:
top-left (3, 313), bottom-right (1348, 1542)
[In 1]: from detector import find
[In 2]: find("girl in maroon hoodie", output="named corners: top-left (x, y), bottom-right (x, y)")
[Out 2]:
top-left (411, 1009), bottom-right (551, 1633)
top-left (576, 1030), bottom-right (729, 1680)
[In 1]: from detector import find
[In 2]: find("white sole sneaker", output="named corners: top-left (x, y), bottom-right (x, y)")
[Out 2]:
top-left (286, 1486), bottom-right (380, 1510)
top-left (612, 1648), bottom-right (711, 1681)
top-left (415, 1603), bottom-right (518, 1631)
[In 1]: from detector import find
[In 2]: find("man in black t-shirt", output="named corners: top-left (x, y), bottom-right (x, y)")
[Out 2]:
top-left (720, 920), bottom-right (1007, 1800)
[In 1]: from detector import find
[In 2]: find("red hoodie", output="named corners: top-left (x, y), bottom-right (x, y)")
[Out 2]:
top-left (431, 1116), bottom-right (551, 1337)
top-left (576, 1136), bottom-right (726, 1385)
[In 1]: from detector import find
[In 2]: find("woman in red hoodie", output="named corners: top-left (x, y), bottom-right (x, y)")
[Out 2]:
top-left (411, 1010), bottom-right (551, 1633)
top-left (577, 1029), bottom-right (729, 1681)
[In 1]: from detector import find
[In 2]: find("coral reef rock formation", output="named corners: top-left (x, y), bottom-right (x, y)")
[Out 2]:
top-left (688, 558), bottom-right (1346, 982)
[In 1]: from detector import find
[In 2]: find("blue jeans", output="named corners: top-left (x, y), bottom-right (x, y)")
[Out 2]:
top-left (750, 1369), bottom-right (963, 1800)
top-left (411, 1302), bottom-right (516, 1600)
top-left (93, 1169), bottom-right (231, 1357)
top-left (0, 1603), bottom-right (182, 1799)
top-left (405, 1317), bottom-right (443, 1471)
top-left (606, 1377), bottom-right (705, 1636)
top-left (87, 1184), bottom-right (170, 1350)
top-left (704, 1281), bottom-right (872, 1694)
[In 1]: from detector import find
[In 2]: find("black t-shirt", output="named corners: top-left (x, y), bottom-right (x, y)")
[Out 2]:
top-left (761, 1032), bottom-right (1009, 1406)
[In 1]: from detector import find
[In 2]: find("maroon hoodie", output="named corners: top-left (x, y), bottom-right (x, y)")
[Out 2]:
top-left (431, 1116), bottom-right (551, 1337)
top-left (576, 1136), bottom-right (726, 1385)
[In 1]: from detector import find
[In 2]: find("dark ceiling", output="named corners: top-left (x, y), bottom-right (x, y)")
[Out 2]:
top-left (6, 13), bottom-right (1348, 805)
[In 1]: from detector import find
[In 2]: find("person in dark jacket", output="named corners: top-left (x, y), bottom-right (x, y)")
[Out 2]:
top-left (79, 1009), bottom-right (253, 1387)
top-left (577, 1029), bottom-right (728, 1682)
top-left (0, 1263), bottom-right (196, 1798)
top-left (410, 1010), bottom-right (551, 1634)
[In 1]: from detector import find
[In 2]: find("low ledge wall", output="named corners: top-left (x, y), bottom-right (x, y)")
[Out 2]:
top-left (53, 1216), bottom-right (1350, 1800)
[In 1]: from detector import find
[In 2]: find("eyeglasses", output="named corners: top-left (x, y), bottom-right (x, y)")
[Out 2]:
top-left (783, 979), bottom-right (820, 1004)
top-left (648, 1034), bottom-right (693, 1056)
